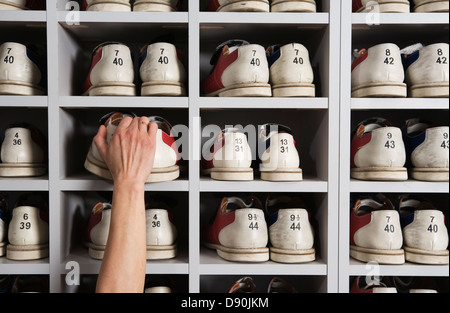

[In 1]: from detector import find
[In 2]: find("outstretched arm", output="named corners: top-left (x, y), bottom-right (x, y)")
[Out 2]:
top-left (93, 116), bottom-right (157, 293)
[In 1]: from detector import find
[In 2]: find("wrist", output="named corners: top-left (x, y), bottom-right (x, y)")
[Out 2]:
top-left (113, 179), bottom-right (145, 194)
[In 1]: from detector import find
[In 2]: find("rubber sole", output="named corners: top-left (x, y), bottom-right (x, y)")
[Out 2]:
top-left (0, 1), bottom-right (26, 10)
top-left (0, 81), bottom-right (45, 96)
top-left (260, 168), bottom-right (303, 181)
top-left (87, 0), bottom-right (131, 11)
top-left (404, 246), bottom-right (449, 265)
top-left (7, 243), bottom-right (49, 261)
top-left (141, 81), bottom-right (186, 96)
top-left (205, 83), bottom-right (272, 97)
top-left (203, 167), bottom-right (254, 181)
top-left (85, 153), bottom-right (180, 183)
top-left (410, 82), bottom-right (449, 98)
top-left (134, 0), bottom-right (177, 11)
top-left (272, 83), bottom-right (315, 97)
top-left (0, 163), bottom-right (46, 177)
top-left (271, 0), bottom-right (316, 12)
top-left (83, 82), bottom-right (136, 96)
top-left (270, 246), bottom-right (315, 263)
top-left (218, 0), bottom-right (270, 12)
top-left (204, 242), bottom-right (269, 262)
top-left (351, 167), bottom-right (408, 181)
top-left (357, 0), bottom-right (410, 12)
top-left (414, 0), bottom-right (449, 12)
top-left (410, 167), bottom-right (449, 182)
top-left (350, 245), bottom-right (405, 264)
top-left (352, 82), bottom-right (407, 98)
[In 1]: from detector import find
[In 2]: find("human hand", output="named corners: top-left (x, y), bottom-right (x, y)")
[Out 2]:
top-left (93, 116), bottom-right (158, 185)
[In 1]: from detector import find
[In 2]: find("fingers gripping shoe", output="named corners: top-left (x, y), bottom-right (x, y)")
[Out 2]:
top-left (403, 119), bottom-right (449, 182)
top-left (352, 43), bottom-right (406, 98)
top-left (351, 118), bottom-right (407, 181)
top-left (82, 42), bottom-right (136, 96)
top-left (399, 196), bottom-right (449, 264)
top-left (258, 124), bottom-right (302, 181)
top-left (82, 0), bottom-right (131, 11)
top-left (413, 0), bottom-right (449, 12)
top-left (350, 194), bottom-right (404, 264)
top-left (206, 0), bottom-right (270, 12)
top-left (402, 43), bottom-right (449, 98)
top-left (84, 202), bottom-right (111, 259)
top-left (202, 128), bottom-right (253, 181)
top-left (0, 194), bottom-right (9, 256)
top-left (139, 42), bottom-right (186, 96)
top-left (84, 112), bottom-right (180, 182)
top-left (145, 207), bottom-right (177, 260)
top-left (266, 43), bottom-right (315, 97)
top-left (352, 0), bottom-right (410, 12)
top-left (0, 42), bottom-right (46, 95)
top-left (7, 194), bottom-right (49, 260)
top-left (0, 123), bottom-right (47, 177)
top-left (203, 196), bottom-right (269, 262)
top-left (265, 195), bottom-right (315, 263)
top-left (271, 0), bottom-right (316, 12)
top-left (134, 0), bottom-right (183, 11)
top-left (202, 40), bottom-right (271, 97)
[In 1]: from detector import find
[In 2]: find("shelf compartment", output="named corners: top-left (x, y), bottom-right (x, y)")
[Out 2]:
top-left (59, 107), bottom-right (188, 181)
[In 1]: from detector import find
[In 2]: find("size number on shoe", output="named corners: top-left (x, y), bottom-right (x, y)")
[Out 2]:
top-left (113, 50), bottom-right (124, 66)
top-left (248, 213), bottom-right (260, 230)
top-left (151, 213), bottom-right (161, 228)
top-left (280, 139), bottom-right (289, 154)
top-left (383, 216), bottom-right (395, 233)
top-left (250, 50), bottom-right (261, 67)
top-left (3, 48), bottom-right (14, 64)
top-left (292, 49), bottom-right (304, 65)
top-left (383, 49), bottom-right (395, 65)
top-left (436, 48), bottom-right (448, 65)
top-left (12, 133), bottom-right (22, 146)
top-left (19, 213), bottom-right (32, 230)
top-left (289, 214), bottom-right (301, 231)
top-left (441, 132), bottom-right (449, 149)
top-left (158, 48), bottom-right (169, 65)
top-left (384, 133), bottom-right (396, 149)
top-left (427, 216), bottom-right (439, 233)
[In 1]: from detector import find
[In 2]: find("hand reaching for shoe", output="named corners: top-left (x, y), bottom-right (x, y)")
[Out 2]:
top-left (93, 116), bottom-right (158, 186)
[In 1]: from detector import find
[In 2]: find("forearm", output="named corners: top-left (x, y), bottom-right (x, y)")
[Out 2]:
top-left (96, 181), bottom-right (147, 293)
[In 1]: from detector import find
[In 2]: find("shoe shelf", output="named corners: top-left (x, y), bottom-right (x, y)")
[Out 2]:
top-left (0, 10), bottom-right (46, 22)
top-left (3, 0), bottom-right (446, 294)
top-left (339, 0), bottom-right (449, 293)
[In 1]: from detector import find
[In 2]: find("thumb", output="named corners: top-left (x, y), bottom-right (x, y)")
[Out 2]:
top-left (93, 125), bottom-right (108, 161)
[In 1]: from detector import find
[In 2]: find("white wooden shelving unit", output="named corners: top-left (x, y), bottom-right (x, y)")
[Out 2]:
top-left (0, 0), bottom-right (447, 293)
top-left (339, 1), bottom-right (449, 293)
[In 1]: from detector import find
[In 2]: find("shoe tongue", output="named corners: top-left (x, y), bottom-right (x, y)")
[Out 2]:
top-left (210, 39), bottom-right (250, 65)
top-left (353, 195), bottom-right (394, 215)
top-left (400, 43), bottom-right (424, 55)
top-left (354, 118), bottom-right (392, 136)
top-left (220, 196), bottom-right (259, 213)
top-left (405, 118), bottom-right (431, 135)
